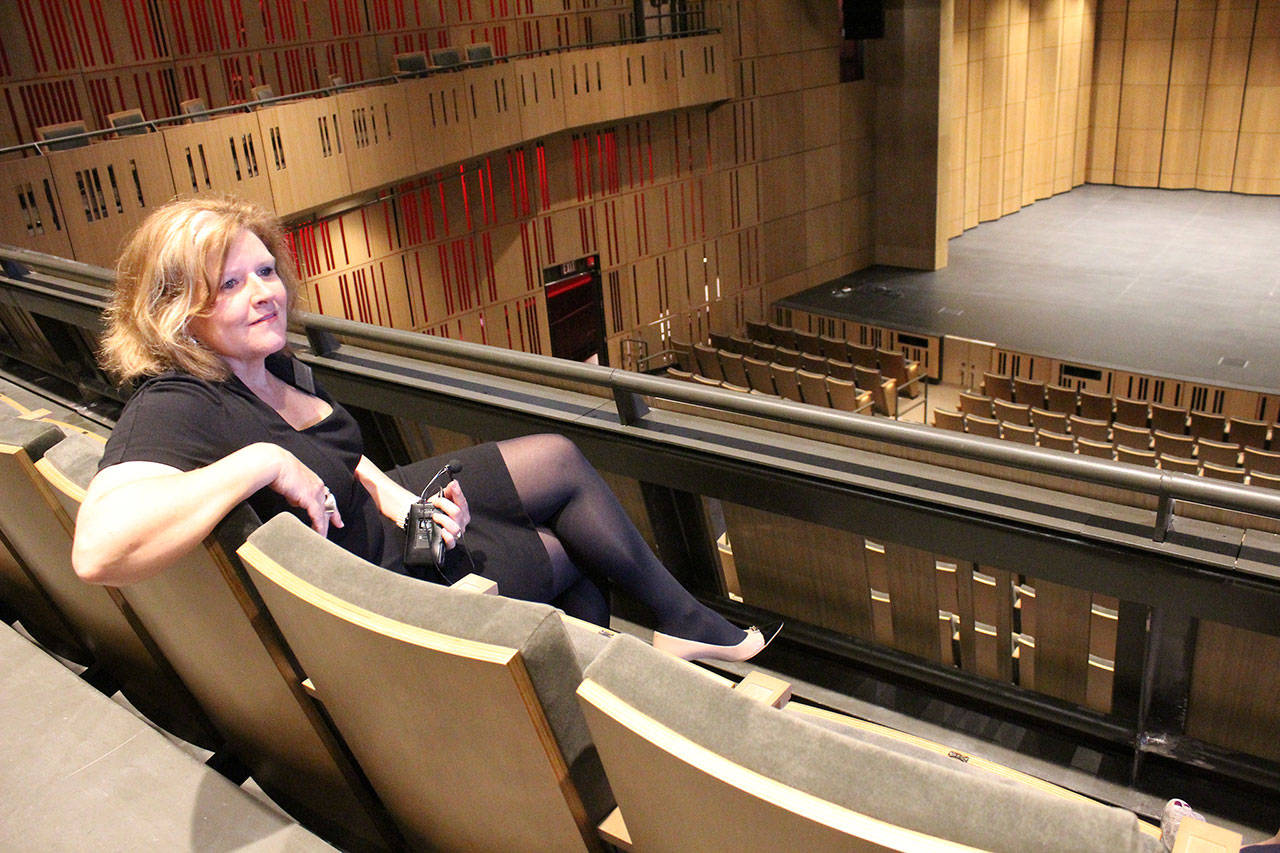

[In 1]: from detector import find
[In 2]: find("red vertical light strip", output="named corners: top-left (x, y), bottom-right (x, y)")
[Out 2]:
top-left (543, 218), bottom-right (554, 264)
top-left (89, 0), bottom-right (114, 66)
top-left (572, 136), bottom-right (582, 202)
top-left (165, 0), bottom-right (187, 55)
top-left (646, 121), bottom-right (654, 184)
top-left (67, 0), bottom-right (96, 68)
top-left (262, 0), bottom-right (276, 43)
top-left (468, 237), bottom-right (481, 309)
top-left (18, 1), bottom-right (48, 74)
top-left (354, 270), bottom-right (367, 323)
top-left (376, 263), bottom-right (388, 326)
top-left (337, 216), bottom-right (351, 266)
top-left (484, 233), bottom-right (496, 302)
top-left (438, 180), bottom-right (449, 236)
top-left (438, 244), bottom-right (453, 314)
top-left (519, 223), bottom-right (532, 290)
top-left (415, 252), bottom-right (428, 324)
top-left (486, 159), bottom-right (496, 224)
top-left (633, 195), bottom-right (642, 258)
top-left (423, 185), bottom-right (436, 241)
top-left (403, 192), bottom-right (419, 245)
top-left (460, 166), bottom-right (473, 230)
top-left (536, 144), bottom-right (549, 210)
top-left (338, 273), bottom-right (352, 319)
top-left (359, 209), bottom-right (372, 258)
top-left (45, 1), bottom-right (75, 70)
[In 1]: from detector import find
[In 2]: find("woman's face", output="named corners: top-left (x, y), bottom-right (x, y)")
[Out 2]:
top-left (187, 228), bottom-right (288, 377)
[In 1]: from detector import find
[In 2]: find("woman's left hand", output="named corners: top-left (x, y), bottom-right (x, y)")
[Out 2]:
top-left (430, 479), bottom-right (470, 550)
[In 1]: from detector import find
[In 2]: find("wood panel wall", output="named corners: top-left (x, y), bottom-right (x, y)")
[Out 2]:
top-left (283, 0), bottom-right (877, 367)
top-left (948, 0), bottom-right (1095, 237)
top-left (721, 501), bottom-right (1118, 714)
top-left (1088, 0), bottom-right (1280, 194)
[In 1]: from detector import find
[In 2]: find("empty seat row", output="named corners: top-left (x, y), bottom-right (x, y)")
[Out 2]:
top-left (960, 391), bottom-right (1280, 467)
top-left (673, 340), bottom-right (893, 414)
top-left (667, 364), bottom-right (873, 414)
top-left (980, 373), bottom-right (1274, 448)
top-left (936, 408), bottom-right (1280, 488)
top-left (736, 321), bottom-right (923, 399)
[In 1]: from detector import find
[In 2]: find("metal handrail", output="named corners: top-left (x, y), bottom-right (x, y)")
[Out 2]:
top-left (0, 28), bottom-right (721, 158)
top-left (294, 310), bottom-right (1280, 530)
top-left (3, 241), bottom-right (1279, 530)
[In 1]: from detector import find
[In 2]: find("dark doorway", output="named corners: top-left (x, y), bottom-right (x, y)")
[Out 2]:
top-left (543, 255), bottom-right (608, 365)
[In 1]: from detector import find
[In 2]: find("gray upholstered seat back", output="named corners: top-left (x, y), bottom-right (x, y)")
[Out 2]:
top-left (41, 429), bottom-right (104, 489)
top-left (582, 634), bottom-right (1159, 853)
top-left (242, 512), bottom-right (614, 843)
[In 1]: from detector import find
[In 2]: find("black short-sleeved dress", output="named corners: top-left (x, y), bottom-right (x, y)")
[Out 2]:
top-left (99, 352), bottom-right (553, 597)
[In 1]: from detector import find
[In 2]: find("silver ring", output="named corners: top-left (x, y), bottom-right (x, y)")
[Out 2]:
top-left (322, 487), bottom-right (337, 515)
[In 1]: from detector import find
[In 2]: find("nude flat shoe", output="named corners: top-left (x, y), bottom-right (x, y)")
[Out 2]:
top-left (651, 622), bottom-right (783, 662)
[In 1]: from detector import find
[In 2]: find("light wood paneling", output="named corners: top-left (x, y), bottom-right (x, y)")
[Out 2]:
top-left (255, 98), bottom-right (352, 217)
top-left (1187, 619), bottom-right (1280, 763)
top-left (46, 134), bottom-right (176, 267)
top-left (0, 158), bottom-right (74, 259)
top-left (721, 502), bottom-right (876, 640)
top-left (951, 0), bottom-right (1095, 236)
top-left (339, 85), bottom-right (415, 195)
top-left (516, 55), bottom-right (570, 141)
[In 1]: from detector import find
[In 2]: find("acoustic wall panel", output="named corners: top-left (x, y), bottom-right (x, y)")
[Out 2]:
top-left (339, 85), bottom-right (415, 194)
top-left (161, 112), bottom-right (276, 209)
top-left (515, 54), bottom-right (567, 142)
top-left (45, 132), bottom-right (175, 267)
top-left (0, 157), bottom-right (75, 258)
top-left (619, 42), bottom-right (677, 118)
top-left (404, 75), bottom-right (474, 174)
top-left (1159, 1), bottom-right (1213, 188)
top-left (254, 97), bottom-right (352, 216)
top-left (560, 46), bottom-right (625, 129)
top-left (467, 62), bottom-right (523, 154)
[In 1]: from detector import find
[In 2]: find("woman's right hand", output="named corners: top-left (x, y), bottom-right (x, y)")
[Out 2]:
top-left (262, 443), bottom-right (343, 536)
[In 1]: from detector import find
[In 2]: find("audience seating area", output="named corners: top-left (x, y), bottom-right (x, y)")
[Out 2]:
top-left (934, 372), bottom-right (1280, 486)
top-left (668, 320), bottom-right (928, 418)
top-left (0, 388), bottom-right (1187, 851)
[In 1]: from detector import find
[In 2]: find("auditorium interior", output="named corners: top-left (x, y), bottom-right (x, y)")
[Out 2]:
top-left (2, 0), bottom-right (1280, 848)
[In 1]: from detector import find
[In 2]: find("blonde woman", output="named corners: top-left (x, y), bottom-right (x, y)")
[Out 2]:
top-left (72, 194), bottom-right (778, 662)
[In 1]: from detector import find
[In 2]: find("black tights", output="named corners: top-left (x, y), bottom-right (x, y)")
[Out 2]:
top-left (498, 434), bottom-right (744, 646)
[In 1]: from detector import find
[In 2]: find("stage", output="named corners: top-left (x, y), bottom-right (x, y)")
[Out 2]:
top-left (779, 185), bottom-right (1280, 394)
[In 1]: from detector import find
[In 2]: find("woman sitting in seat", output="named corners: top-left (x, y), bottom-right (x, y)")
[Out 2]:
top-left (72, 194), bottom-right (778, 663)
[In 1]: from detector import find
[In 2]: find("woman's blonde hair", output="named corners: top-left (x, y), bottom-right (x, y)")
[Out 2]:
top-left (100, 194), bottom-right (299, 383)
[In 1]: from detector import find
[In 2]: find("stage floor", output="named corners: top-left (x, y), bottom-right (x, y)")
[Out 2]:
top-left (779, 184), bottom-right (1280, 394)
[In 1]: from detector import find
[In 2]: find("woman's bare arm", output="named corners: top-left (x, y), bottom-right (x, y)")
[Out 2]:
top-left (73, 442), bottom-right (339, 585)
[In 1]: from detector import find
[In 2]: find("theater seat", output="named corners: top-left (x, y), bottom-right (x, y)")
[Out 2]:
top-left (37, 431), bottom-right (393, 848)
top-left (0, 419), bottom-right (214, 747)
top-left (0, 622), bottom-right (329, 851)
top-left (238, 512), bottom-right (615, 851)
top-left (577, 634), bottom-right (1161, 853)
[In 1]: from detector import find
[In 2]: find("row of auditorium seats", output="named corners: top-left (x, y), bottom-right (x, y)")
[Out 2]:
top-left (32, 43), bottom-right (496, 148)
top-left (0, 395), bottom-right (1176, 851)
top-left (668, 341), bottom-right (878, 415)
top-left (935, 407), bottom-right (1280, 486)
top-left (739, 319), bottom-right (923, 400)
top-left (34, 44), bottom-right (497, 150)
top-left (978, 373), bottom-right (1276, 449)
